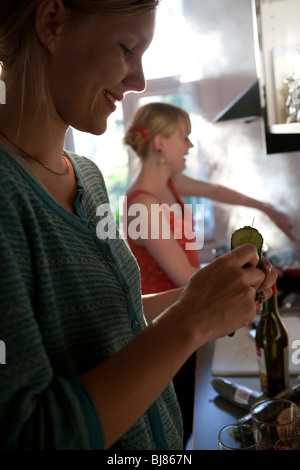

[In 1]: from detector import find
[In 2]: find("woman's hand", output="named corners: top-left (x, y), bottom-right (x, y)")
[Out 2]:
top-left (168, 243), bottom-right (277, 347)
top-left (257, 255), bottom-right (277, 295)
top-left (264, 204), bottom-right (295, 240)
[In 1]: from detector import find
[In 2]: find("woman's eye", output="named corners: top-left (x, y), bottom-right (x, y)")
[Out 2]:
top-left (120, 44), bottom-right (135, 57)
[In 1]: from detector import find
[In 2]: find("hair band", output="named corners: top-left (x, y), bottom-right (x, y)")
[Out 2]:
top-left (129, 125), bottom-right (149, 145)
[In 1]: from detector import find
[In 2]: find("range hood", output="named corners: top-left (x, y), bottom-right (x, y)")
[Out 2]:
top-left (212, 80), bottom-right (300, 154)
top-left (213, 81), bottom-right (261, 122)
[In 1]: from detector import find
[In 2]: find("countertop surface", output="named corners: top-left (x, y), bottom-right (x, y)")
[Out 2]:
top-left (192, 310), bottom-right (300, 451)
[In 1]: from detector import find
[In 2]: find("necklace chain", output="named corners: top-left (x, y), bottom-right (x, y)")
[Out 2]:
top-left (0, 128), bottom-right (70, 176)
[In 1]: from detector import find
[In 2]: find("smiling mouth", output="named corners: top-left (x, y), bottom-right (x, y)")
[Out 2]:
top-left (103, 90), bottom-right (119, 105)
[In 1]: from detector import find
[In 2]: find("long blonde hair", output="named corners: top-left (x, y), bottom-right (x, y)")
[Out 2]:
top-left (124, 102), bottom-right (191, 159)
top-left (0, 0), bottom-right (160, 113)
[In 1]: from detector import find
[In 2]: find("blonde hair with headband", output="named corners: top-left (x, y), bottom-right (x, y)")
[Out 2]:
top-left (124, 102), bottom-right (191, 160)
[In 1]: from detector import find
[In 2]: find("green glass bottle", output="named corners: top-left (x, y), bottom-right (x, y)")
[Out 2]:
top-left (255, 284), bottom-right (289, 397)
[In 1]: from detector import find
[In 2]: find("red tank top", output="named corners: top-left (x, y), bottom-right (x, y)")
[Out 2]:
top-left (124, 179), bottom-right (200, 294)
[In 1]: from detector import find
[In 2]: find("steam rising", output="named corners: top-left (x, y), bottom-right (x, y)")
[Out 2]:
top-left (188, 114), bottom-right (300, 258)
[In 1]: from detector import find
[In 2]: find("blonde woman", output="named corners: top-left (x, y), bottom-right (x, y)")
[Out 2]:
top-left (0, 1), bottom-right (276, 450)
top-left (124, 102), bottom-right (293, 294)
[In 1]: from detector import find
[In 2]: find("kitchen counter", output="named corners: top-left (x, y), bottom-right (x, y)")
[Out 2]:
top-left (191, 312), bottom-right (300, 450)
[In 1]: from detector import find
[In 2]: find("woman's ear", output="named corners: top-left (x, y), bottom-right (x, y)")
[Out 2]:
top-left (34, 0), bottom-right (65, 53)
top-left (153, 134), bottom-right (164, 153)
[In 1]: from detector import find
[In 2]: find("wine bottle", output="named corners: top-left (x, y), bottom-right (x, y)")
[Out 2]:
top-left (255, 283), bottom-right (289, 397)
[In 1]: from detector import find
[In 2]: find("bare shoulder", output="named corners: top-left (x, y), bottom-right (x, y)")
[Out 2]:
top-left (126, 191), bottom-right (159, 209)
top-left (172, 173), bottom-right (208, 196)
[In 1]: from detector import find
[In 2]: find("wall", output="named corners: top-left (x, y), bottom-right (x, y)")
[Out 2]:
top-left (183, 0), bottom-right (257, 119)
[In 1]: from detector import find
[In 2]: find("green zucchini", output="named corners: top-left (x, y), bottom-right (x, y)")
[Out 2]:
top-left (211, 376), bottom-right (265, 411)
top-left (231, 226), bottom-right (263, 267)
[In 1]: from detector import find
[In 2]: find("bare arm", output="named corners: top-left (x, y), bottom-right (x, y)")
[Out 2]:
top-left (173, 173), bottom-right (295, 240)
top-left (173, 173), bottom-right (267, 206)
top-left (142, 287), bottom-right (183, 323)
top-left (79, 245), bottom-right (277, 449)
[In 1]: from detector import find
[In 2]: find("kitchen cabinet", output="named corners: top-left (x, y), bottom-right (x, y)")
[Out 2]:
top-left (253, 0), bottom-right (300, 153)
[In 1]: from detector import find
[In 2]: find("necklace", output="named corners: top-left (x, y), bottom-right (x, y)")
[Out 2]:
top-left (0, 128), bottom-right (70, 175)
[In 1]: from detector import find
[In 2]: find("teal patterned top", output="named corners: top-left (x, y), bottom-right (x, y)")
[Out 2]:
top-left (0, 146), bottom-right (183, 450)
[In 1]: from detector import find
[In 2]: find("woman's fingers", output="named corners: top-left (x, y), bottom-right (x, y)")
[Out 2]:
top-left (225, 245), bottom-right (278, 299)
top-left (172, 243), bottom-right (279, 345)
top-left (225, 243), bottom-right (260, 269)
top-left (257, 261), bottom-right (278, 300)
top-left (179, 244), bottom-right (278, 340)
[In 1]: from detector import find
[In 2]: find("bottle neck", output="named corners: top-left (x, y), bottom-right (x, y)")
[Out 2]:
top-left (262, 292), bottom-right (279, 318)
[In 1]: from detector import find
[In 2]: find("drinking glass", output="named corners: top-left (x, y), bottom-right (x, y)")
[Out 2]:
top-left (275, 435), bottom-right (300, 450)
top-left (218, 423), bottom-right (261, 450)
top-left (251, 399), bottom-right (300, 449)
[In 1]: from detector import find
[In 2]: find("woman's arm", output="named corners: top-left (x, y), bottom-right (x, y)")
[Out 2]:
top-left (79, 245), bottom-right (277, 449)
top-left (173, 174), bottom-right (295, 240)
top-left (142, 287), bottom-right (183, 323)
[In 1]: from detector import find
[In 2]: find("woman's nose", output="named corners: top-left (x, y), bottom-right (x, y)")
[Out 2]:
top-left (123, 61), bottom-right (146, 93)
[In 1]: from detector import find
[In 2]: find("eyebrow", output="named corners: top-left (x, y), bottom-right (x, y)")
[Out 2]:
top-left (137, 33), bottom-right (153, 51)
top-left (134, 23), bottom-right (155, 50)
